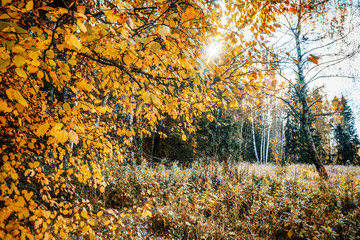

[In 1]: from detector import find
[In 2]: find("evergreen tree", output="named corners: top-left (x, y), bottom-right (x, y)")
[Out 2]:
top-left (284, 112), bottom-right (324, 164)
top-left (333, 96), bottom-right (359, 165)
top-left (284, 88), bottom-right (325, 164)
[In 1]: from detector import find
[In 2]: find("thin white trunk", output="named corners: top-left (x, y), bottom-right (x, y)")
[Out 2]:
top-left (250, 109), bottom-right (260, 163)
top-left (265, 108), bottom-right (272, 164)
top-left (261, 98), bottom-right (268, 164)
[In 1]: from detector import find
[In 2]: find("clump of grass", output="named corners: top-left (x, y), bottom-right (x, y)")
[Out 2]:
top-left (105, 161), bottom-right (360, 239)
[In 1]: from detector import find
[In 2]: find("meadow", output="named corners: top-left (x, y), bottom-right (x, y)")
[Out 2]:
top-left (94, 161), bottom-right (360, 239)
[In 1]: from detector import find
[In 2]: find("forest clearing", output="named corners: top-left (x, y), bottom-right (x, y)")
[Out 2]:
top-left (1, 0), bottom-right (360, 239)
top-left (100, 161), bottom-right (360, 239)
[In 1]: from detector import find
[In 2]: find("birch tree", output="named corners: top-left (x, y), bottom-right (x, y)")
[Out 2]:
top-left (268, 0), bottom-right (360, 178)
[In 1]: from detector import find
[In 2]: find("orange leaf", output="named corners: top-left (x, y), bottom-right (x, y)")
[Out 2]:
top-left (26, 1), bottom-right (33, 11)
top-left (308, 54), bottom-right (319, 64)
top-left (33, 161), bottom-right (40, 168)
top-left (0, 100), bottom-right (12, 112)
top-left (292, 58), bottom-right (300, 64)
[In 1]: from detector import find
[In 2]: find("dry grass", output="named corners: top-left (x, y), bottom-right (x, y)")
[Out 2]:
top-left (104, 161), bottom-right (360, 239)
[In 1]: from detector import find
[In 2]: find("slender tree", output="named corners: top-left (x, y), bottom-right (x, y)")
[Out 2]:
top-left (267, 0), bottom-right (360, 178)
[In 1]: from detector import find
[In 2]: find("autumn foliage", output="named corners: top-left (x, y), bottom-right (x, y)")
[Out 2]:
top-left (0, 0), bottom-right (291, 238)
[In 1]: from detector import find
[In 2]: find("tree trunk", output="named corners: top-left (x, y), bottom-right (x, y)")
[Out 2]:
top-left (265, 111), bottom-right (271, 164)
top-left (302, 114), bottom-right (328, 179)
top-left (293, 5), bottom-right (328, 179)
top-left (250, 109), bottom-right (260, 163)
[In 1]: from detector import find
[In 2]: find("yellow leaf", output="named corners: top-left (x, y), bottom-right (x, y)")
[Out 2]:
top-left (144, 92), bottom-right (152, 104)
top-left (24, 191), bottom-right (33, 201)
top-left (105, 10), bottom-right (117, 22)
top-left (123, 54), bottom-right (133, 65)
top-left (287, 229), bottom-right (293, 238)
top-left (36, 122), bottom-right (49, 136)
top-left (69, 130), bottom-right (79, 144)
top-left (100, 186), bottom-right (105, 193)
top-left (82, 225), bottom-right (89, 234)
top-left (12, 45), bottom-right (24, 53)
top-left (69, 58), bottom-right (77, 65)
top-left (46, 50), bottom-right (54, 58)
top-left (6, 88), bottom-right (15, 101)
top-left (63, 102), bottom-right (71, 111)
top-left (77, 19), bottom-right (87, 32)
top-left (248, 116), bottom-right (252, 122)
top-left (0, 100), bottom-right (12, 112)
top-left (26, 0), bottom-right (33, 11)
top-left (171, 33), bottom-right (180, 39)
top-left (229, 99), bottom-right (239, 108)
top-left (182, 134), bottom-right (187, 141)
top-left (97, 211), bottom-right (103, 217)
top-left (150, 42), bottom-right (161, 52)
top-left (56, 129), bottom-right (69, 144)
top-left (80, 210), bottom-right (89, 219)
top-left (76, 81), bottom-right (92, 91)
top-left (0, 59), bottom-right (10, 69)
top-left (10, 89), bottom-right (28, 107)
top-left (53, 122), bottom-right (63, 131)
top-left (150, 93), bottom-right (160, 106)
top-left (2, 0), bottom-right (12, 6)
top-left (14, 55), bottom-right (27, 67)
top-left (37, 71), bottom-right (44, 79)
top-left (69, 34), bottom-right (82, 50)
top-left (15, 67), bottom-right (27, 79)
top-left (134, 36), bottom-right (148, 44)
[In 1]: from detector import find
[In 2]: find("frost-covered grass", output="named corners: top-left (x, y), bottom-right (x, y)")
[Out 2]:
top-left (103, 161), bottom-right (360, 239)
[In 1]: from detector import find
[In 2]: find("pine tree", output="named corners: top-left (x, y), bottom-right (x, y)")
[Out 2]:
top-left (333, 96), bottom-right (359, 165)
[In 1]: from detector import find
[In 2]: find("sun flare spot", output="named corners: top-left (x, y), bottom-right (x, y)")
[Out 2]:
top-left (206, 42), bottom-right (222, 59)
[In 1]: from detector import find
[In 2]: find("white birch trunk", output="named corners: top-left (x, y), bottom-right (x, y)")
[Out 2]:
top-left (250, 109), bottom-right (260, 163)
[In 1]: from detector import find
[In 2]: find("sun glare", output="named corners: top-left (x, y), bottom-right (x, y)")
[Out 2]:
top-left (206, 42), bottom-right (221, 59)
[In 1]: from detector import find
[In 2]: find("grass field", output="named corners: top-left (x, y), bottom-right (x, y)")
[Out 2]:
top-left (100, 161), bottom-right (360, 239)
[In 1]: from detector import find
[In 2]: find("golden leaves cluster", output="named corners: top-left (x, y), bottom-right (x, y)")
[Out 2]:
top-left (0, 0), bottom-right (286, 238)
